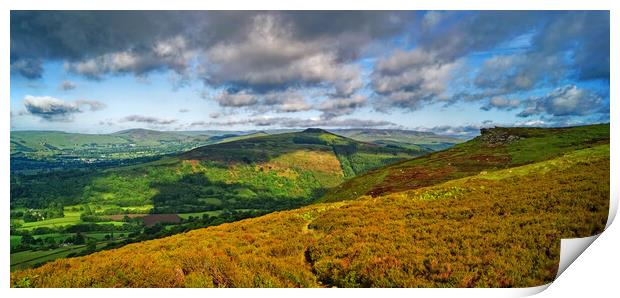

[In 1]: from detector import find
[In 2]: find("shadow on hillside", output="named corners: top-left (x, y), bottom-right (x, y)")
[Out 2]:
top-left (149, 172), bottom-right (327, 214)
top-left (180, 132), bottom-right (339, 164)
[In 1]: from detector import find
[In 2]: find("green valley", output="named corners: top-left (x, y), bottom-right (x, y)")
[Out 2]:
top-left (10, 128), bottom-right (430, 270)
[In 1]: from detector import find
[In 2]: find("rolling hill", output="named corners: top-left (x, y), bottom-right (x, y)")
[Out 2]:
top-left (10, 128), bottom-right (459, 171)
top-left (10, 129), bottom-right (214, 173)
top-left (10, 124), bottom-right (610, 287)
top-left (332, 128), bottom-right (464, 151)
top-left (11, 129), bottom-right (426, 213)
top-left (321, 124), bottom-right (610, 202)
top-left (11, 129), bottom-right (207, 153)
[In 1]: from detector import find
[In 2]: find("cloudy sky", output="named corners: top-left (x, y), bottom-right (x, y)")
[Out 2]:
top-left (10, 11), bottom-right (610, 136)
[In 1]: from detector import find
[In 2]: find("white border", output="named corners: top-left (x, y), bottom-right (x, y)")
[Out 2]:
top-left (2, 1), bottom-right (617, 297)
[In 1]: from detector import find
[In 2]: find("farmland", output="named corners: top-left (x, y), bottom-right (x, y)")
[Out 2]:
top-left (11, 128), bottom-right (432, 270)
top-left (10, 203), bottom-right (269, 271)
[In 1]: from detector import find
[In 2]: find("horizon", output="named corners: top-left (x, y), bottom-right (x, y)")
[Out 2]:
top-left (9, 122), bottom-right (611, 140)
top-left (10, 11), bottom-right (610, 137)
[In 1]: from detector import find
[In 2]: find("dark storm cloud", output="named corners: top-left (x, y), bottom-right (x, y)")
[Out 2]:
top-left (11, 11), bottom-right (609, 124)
top-left (11, 11), bottom-right (414, 119)
top-left (22, 95), bottom-right (106, 121)
top-left (11, 11), bottom-right (192, 61)
top-left (417, 11), bottom-right (545, 61)
top-left (517, 85), bottom-right (604, 118)
top-left (372, 11), bottom-right (609, 112)
top-left (10, 59), bottom-right (43, 79)
top-left (530, 11), bottom-right (610, 81)
top-left (11, 11), bottom-right (412, 77)
top-left (472, 12), bottom-right (609, 94)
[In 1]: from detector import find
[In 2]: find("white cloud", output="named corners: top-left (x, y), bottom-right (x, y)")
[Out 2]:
top-left (22, 95), bottom-right (105, 121)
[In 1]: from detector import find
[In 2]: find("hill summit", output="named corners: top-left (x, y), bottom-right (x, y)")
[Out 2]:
top-left (301, 128), bottom-right (330, 134)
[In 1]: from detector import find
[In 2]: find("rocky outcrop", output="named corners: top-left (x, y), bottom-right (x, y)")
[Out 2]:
top-left (479, 127), bottom-right (521, 146)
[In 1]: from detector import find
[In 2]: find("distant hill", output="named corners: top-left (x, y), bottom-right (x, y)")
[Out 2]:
top-left (111, 128), bottom-right (207, 145)
top-left (331, 128), bottom-right (463, 151)
top-left (11, 124), bottom-right (609, 287)
top-left (11, 129), bottom-right (209, 153)
top-left (10, 129), bottom-right (214, 173)
top-left (11, 131), bottom-right (128, 153)
top-left (181, 128), bottom-right (426, 177)
top-left (11, 129), bottom-right (426, 214)
top-left (10, 128), bottom-right (459, 163)
top-left (206, 131), bottom-right (270, 144)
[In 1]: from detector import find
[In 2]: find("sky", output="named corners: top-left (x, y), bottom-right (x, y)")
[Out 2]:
top-left (9, 11), bottom-right (610, 137)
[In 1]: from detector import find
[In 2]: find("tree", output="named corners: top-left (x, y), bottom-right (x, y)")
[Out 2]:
top-left (20, 234), bottom-right (36, 245)
top-left (72, 233), bottom-right (85, 245)
top-left (85, 241), bottom-right (96, 253)
top-left (83, 204), bottom-right (92, 215)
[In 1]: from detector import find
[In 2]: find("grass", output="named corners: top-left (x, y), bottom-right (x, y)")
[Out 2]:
top-left (321, 123), bottom-right (609, 202)
top-left (11, 247), bottom-right (87, 271)
top-left (10, 134), bottom-right (610, 287)
top-left (11, 242), bottom-right (114, 272)
top-left (19, 211), bottom-right (82, 230)
top-left (16, 207), bottom-right (128, 231)
top-left (11, 236), bottom-right (21, 248)
top-left (177, 211), bottom-right (223, 219)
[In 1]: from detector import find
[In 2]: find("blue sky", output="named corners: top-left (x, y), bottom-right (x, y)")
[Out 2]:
top-left (10, 11), bottom-right (610, 136)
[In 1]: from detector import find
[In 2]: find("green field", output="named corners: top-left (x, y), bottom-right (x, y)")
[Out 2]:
top-left (177, 209), bottom-right (262, 220)
top-left (177, 211), bottom-right (223, 219)
top-left (18, 211), bottom-right (82, 230)
top-left (10, 241), bottom-right (114, 272)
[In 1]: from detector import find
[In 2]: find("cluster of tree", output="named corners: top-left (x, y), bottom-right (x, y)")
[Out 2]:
top-left (10, 203), bottom-right (64, 223)
top-left (79, 205), bottom-right (108, 222)
top-left (13, 232), bottom-right (90, 252)
top-left (96, 209), bottom-right (269, 255)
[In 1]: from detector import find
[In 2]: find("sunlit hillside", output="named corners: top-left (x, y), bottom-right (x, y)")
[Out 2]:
top-left (321, 124), bottom-right (609, 202)
top-left (11, 129), bottom-right (424, 214)
top-left (11, 124), bottom-right (609, 288)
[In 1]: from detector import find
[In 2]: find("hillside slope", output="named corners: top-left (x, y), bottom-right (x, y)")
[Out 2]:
top-left (333, 128), bottom-right (463, 151)
top-left (11, 142), bottom-right (609, 287)
top-left (320, 124), bottom-right (609, 202)
top-left (182, 128), bottom-right (426, 177)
